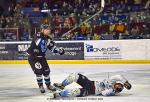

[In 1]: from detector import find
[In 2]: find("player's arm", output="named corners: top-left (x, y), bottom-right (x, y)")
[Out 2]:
top-left (26, 39), bottom-right (40, 56)
top-left (51, 46), bottom-right (65, 55)
top-left (101, 88), bottom-right (115, 96)
top-left (47, 40), bottom-right (65, 55)
top-left (110, 75), bottom-right (132, 90)
top-left (110, 75), bottom-right (127, 83)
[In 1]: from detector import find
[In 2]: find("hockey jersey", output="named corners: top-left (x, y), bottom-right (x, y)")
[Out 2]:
top-left (27, 32), bottom-right (56, 57)
top-left (94, 75), bottom-right (127, 96)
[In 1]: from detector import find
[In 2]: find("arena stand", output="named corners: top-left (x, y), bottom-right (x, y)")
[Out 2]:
top-left (0, 0), bottom-right (150, 41)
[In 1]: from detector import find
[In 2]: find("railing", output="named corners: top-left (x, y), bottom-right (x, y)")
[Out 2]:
top-left (0, 28), bottom-right (19, 41)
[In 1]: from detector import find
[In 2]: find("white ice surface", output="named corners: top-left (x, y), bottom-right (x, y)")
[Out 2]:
top-left (0, 64), bottom-right (150, 102)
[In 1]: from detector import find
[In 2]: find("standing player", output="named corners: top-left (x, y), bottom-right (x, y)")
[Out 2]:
top-left (49, 73), bottom-right (131, 98)
top-left (27, 24), bottom-right (64, 93)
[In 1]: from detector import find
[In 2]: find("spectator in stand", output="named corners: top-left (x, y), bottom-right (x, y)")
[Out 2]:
top-left (0, 18), bottom-right (5, 40)
top-left (134, 0), bottom-right (142, 5)
top-left (73, 32), bottom-right (87, 40)
top-left (53, 25), bottom-right (62, 40)
top-left (14, 2), bottom-right (22, 18)
top-left (92, 33), bottom-right (101, 40)
top-left (64, 17), bottom-right (71, 29)
top-left (23, 15), bottom-right (31, 39)
top-left (1, 0), bottom-right (150, 41)
top-left (8, 3), bottom-right (15, 16)
top-left (115, 20), bottom-right (126, 34)
top-left (68, 13), bottom-right (76, 27)
top-left (109, 22), bottom-right (116, 33)
top-left (42, 1), bottom-right (48, 10)
top-left (1, 16), bottom-right (6, 28)
top-left (130, 25), bottom-right (140, 38)
top-left (52, 13), bottom-right (62, 27)
top-left (80, 22), bottom-right (90, 37)
top-left (145, 0), bottom-right (150, 10)
top-left (141, 24), bottom-right (149, 35)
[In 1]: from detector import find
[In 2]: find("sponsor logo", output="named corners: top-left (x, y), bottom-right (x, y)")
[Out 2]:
top-left (65, 52), bottom-right (77, 56)
top-left (18, 44), bottom-right (30, 51)
top-left (63, 47), bottom-right (82, 56)
top-left (85, 44), bottom-right (120, 52)
top-left (85, 44), bottom-right (122, 59)
top-left (0, 46), bottom-right (5, 50)
top-left (0, 51), bottom-right (8, 54)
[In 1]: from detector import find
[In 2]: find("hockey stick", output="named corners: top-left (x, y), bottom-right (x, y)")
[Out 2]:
top-left (62, 0), bottom-right (105, 37)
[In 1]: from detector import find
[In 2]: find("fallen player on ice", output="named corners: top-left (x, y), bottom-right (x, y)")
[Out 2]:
top-left (48, 73), bottom-right (132, 98)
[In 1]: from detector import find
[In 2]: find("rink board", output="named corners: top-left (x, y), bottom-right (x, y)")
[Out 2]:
top-left (0, 60), bottom-right (150, 64)
top-left (0, 39), bottom-right (150, 64)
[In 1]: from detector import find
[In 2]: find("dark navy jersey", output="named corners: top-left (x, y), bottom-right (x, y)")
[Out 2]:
top-left (27, 32), bottom-right (55, 57)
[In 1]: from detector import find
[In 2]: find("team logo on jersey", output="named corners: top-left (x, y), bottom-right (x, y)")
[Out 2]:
top-left (35, 62), bottom-right (42, 69)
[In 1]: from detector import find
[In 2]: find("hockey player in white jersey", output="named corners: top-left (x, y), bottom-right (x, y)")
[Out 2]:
top-left (49, 73), bottom-right (131, 98)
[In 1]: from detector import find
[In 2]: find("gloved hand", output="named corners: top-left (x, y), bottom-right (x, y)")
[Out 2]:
top-left (58, 47), bottom-right (65, 55)
top-left (124, 81), bottom-right (132, 90)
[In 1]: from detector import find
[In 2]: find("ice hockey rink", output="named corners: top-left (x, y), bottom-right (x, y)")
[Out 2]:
top-left (0, 64), bottom-right (150, 102)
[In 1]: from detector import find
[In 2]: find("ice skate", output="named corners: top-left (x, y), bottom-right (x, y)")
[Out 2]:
top-left (47, 84), bottom-right (56, 92)
top-left (39, 86), bottom-right (45, 93)
top-left (47, 91), bottom-right (60, 99)
top-left (53, 83), bottom-right (65, 90)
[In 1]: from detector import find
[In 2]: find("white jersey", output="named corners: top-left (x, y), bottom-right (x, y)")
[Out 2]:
top-left (94, 75), bottom-right (127, 96)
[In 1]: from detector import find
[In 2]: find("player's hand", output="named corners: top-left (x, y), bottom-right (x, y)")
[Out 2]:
top-left (124, 81), bottom-right (132, 90)
top-left (58, 47), bottom-right (65, 55)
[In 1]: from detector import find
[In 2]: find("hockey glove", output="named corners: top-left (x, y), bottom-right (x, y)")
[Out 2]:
top-left (58, 47), bottom-right (65, 55)
top-left (52, 46), bottom-right (65, 55)
top-left (124, 81), bottom-right (132, 90)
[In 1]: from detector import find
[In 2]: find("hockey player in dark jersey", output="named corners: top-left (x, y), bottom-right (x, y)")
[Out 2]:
top-left (26, 24), bottom-right (64, 93)
top-left (48, 73), bottom-right (131, 98)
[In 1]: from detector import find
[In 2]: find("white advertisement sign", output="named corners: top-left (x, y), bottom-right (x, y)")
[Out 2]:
top-left (84, 41), bottom-right (122, 60)
top-left (121, 40), bottom-right (146, 60)
top-left (146, 40), bottom-right (150, 60)
top-left (84, 40), bottom-right (150, 60)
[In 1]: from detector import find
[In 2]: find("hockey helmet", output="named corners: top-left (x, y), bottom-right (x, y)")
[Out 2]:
top-left (40, 24), bottom-right (50, 30)
top-left (114, 83), bottom-right (124, 93)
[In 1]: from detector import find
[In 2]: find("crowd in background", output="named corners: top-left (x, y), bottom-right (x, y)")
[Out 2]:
top-left (0, 0), bottom-right (150, 41)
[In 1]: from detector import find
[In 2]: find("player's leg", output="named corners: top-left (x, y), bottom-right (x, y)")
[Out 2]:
top-left (36, 74), bottom-right (45, 93)
top-left (49, 88), bottom-right (89, 98)
top-left (41, 57), bottom-right (56, 91)
top-left (58, 73), bottom-right (93, 88)
top-left (54, 73), bottom-right (95, 95)
top-left (28, 56), bottom-right (45, 93)
top-left (77, 73), bottom-right (95, 95)
top-left (76, 73), bottom-right (92, 87)
top-left (54, 73), bottom-right (80, 90)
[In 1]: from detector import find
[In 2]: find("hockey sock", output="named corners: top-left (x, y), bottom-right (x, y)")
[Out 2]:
top-left (44, 75), bottom-right (51, 87)
top-left (62, 73), bottom-right (79, 86)
top-left (36, 75), bottom-right (43, 87)
top-left (44, 75), bottom-right (56, 91)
